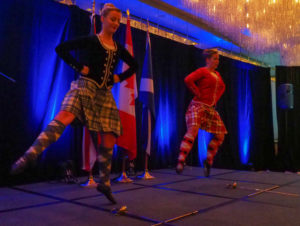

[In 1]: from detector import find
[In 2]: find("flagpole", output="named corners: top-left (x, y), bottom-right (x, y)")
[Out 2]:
top-left (137, 20), bottom-right (155, 180)
top-left (138, 109), bottom-right (155, 179)
top-left (114, 152), bottom-right (133, 183)
top-left (138, 154), bottom-right (155, 180)
top-left (80, 128), bottom-right (98, 188)
top-left (80, 130), bottom-right (97, 187)
top-left (92, 0), bottom-right (95, 15)
top-left (80, 170), bottom-right (97, 188)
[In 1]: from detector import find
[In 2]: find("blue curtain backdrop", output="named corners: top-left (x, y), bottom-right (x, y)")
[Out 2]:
top-left (0, 0), bottom-right (274, 185)
top-left (216, 59), bottom-right (274, 170)
top-left (0, 0), bottom-right (91, 184)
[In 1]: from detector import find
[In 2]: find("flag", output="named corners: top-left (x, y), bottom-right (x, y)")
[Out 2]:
top-left (89, 1), bottom-right (96, 35)
top-left (82, 0), bottom-right (98, 171)
top-left (139, 26), bottom-right (155, 155)
top-left (116, 13), bottom-right (138, 160)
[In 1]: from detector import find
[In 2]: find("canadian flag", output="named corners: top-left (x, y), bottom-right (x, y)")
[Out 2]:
top-left (116, 14), bottom-right (138, 160)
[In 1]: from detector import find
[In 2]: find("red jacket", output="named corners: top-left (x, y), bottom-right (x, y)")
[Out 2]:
top-left (184, 67), bottom-right (225, 106)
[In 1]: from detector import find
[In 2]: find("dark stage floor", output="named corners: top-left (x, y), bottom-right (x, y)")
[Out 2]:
top-left (1, 167), bottom-right (300, 226)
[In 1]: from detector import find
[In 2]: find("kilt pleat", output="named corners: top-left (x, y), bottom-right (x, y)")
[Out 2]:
top-left (185, 100), bottom-right (227, 134)
top-left (60, 78), bottom-right (121, 136)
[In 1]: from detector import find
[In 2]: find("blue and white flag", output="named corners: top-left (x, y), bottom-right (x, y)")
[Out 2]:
top-left (139, 28), bottom-right (155, 155)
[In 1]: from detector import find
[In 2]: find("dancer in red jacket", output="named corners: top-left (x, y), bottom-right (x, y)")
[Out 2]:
top-left (176, 49), bottom-right (227, 176)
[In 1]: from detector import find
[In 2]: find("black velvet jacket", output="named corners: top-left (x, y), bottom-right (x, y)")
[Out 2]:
top-left (55, 35), bottom-right (138, 88)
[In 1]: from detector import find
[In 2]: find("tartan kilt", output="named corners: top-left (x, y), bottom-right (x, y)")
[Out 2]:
top-left (60, 78), bottom-right (121, 136)
top-left (185, 100), bottom-right (227, 134)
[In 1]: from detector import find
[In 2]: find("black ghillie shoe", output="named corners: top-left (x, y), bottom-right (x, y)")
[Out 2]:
top-left (97, 184), bottom-right (117, 204)
top-left (203, 159), bottom-right (211, 177)
top-left (10, 152), bottom-right (36, 175)
top-left (176, 161), bottom-right (185, 174)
